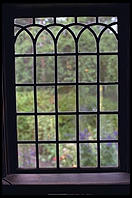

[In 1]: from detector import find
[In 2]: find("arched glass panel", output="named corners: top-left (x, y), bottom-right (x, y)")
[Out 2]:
top-left (36, 30), bottom-right (54, 53)
top-left (78, 29), bottom-right (96, 52)
top-left (99, 29), bottom-right (118, 52)
top-left (57, 29), bottom-right (75, 52)
top-left (15, 30), bottom-right (33, 54)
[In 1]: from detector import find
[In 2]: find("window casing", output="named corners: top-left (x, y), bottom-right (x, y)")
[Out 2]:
top-left (2, 3), bottom-right (130, 174)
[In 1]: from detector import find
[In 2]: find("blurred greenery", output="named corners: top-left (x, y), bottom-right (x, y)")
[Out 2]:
top-left (15, 16), bottom-right (118, 168)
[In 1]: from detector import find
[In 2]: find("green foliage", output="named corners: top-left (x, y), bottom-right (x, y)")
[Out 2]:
top-left (38, 116), bottom-right (55, 140)
top-left (58, 115), bottom-right (76, 140)
top-left (58, 86), bottom-right (76, 112)
top-left (80, 143), bottom-right (97, 167)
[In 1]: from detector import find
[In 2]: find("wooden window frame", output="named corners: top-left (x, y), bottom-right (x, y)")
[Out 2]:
top-left (2, 3), bottom-right (130, 176)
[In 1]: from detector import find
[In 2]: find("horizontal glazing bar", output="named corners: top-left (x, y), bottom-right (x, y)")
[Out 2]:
top-left (17, 140), bottom-right (118, 144)
top-left (15, 82), bottom-right (118, 86)
top-left (16, 111), bottom-right (118, 115)
top-left (15, 52), bottom-right (118, 57)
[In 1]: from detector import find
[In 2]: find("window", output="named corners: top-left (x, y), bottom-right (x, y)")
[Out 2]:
top-left (2, 3), bottom-right (130, 174)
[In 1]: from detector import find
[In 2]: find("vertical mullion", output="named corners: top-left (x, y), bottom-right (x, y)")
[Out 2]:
top-left (54, 17), bottom-right (56, 24)
top-left (33, 17), bottom-right (35, 25)
top-left (55, 39), bottom-right (59, 168)
top-left (97, 39), bottom-right (100, 168)
top-left (96, 16), bottom-right (98, 23)
top-left (75, 16), bottom-right (77, 24)
top-left (76, 38), bottom-right (80, 168)
top-left (33, 40), bottom-right (39, 169)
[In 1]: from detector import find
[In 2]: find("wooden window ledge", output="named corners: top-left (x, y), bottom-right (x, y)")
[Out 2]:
top-left (2, 172), bottom-right (130, 195)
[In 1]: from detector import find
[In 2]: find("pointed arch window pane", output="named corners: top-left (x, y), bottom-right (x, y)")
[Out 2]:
top-left (57, 29), bottom-right (75, 52)
top-left (78, 29), bottom-right (96, 52)
top-left (100, 29), bottom-right (118, 52)
top-left (36, 30), bottom-right (54, 53)
top-left (15, 30), bottom-right (33, 54)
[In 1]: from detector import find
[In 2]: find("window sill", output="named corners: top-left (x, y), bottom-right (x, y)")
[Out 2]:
top-left (2, 172), bottom-right (130, 195)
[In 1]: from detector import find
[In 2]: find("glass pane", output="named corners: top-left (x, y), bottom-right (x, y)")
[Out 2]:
top-left (17, 116), bottom-right (35, 141)
top-left (14, 18), bottom-right (33, 26)
top-left (14, 26), bottom-right (21, 36)
top-left (77, 17), bottom-right (96, 24)
top-left (36, 30), bottom-right (54, 53)
top-left (56, 17), bottom-right (74, 25)
top-left (80, 143), bottom-right (97, 167)
top-left (100, 85), bottom-right (118, 111)
top-left (57, 29), bottom-right (75, 52)
top-left (35, 17), bottom-right (54, 25)
top-left (15, 30), bottom-right (33, 54)
top-left (111, 24), bottom-right (118, 33)
top-left (78, 29), bottom-right (96, 52)
top-left (38, 144), bottom-right (56, 168)
top-left (69, 25), bottom-right (83, 37)
top-left (79, 85), bottom-right (97, 112)
top-left (59, 144), bottom-right (77, 168)
top-left (58, 86), bottom-right (76, 112)
top-left (58, 56), bottom-right (76, 83)
top-left (48, 26), bottom-right (62, 37)
top-left (37, 86), bottom-right (55, 112)
top-left (18, 144), bottom-right (36, 168)
top-left (100, 55), bottom-right (118, 82)
top-left (100, 114), bottom-right (118, 140)
top-left (99, 17), bottom-right (117, 24)
top-left (100, 29), bottom-right (118, 52)
top-left (79, 115), bottom-right (97, 140)
top-left (36, 56), bottom-right (55, 83)
top-left (90, 25), bottom-right (104, 37)
top-left (15, 57), bottom-right (33, 84)
top-left (58, 115), bottom-right (76, 141)
top-left (38, 115), bottom-right (55, 140)
top-left (27, 26), bottom-right (42, 38)
top-left (78, 55), bottom-right (97, 82)
top-left (16, 86), bottom-right (34, 112)
top-left (100, 143), bottom-right (118, 167)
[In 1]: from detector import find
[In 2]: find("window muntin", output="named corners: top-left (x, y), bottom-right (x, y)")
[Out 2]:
top-left (14, 16), bottom-right (119, 170)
